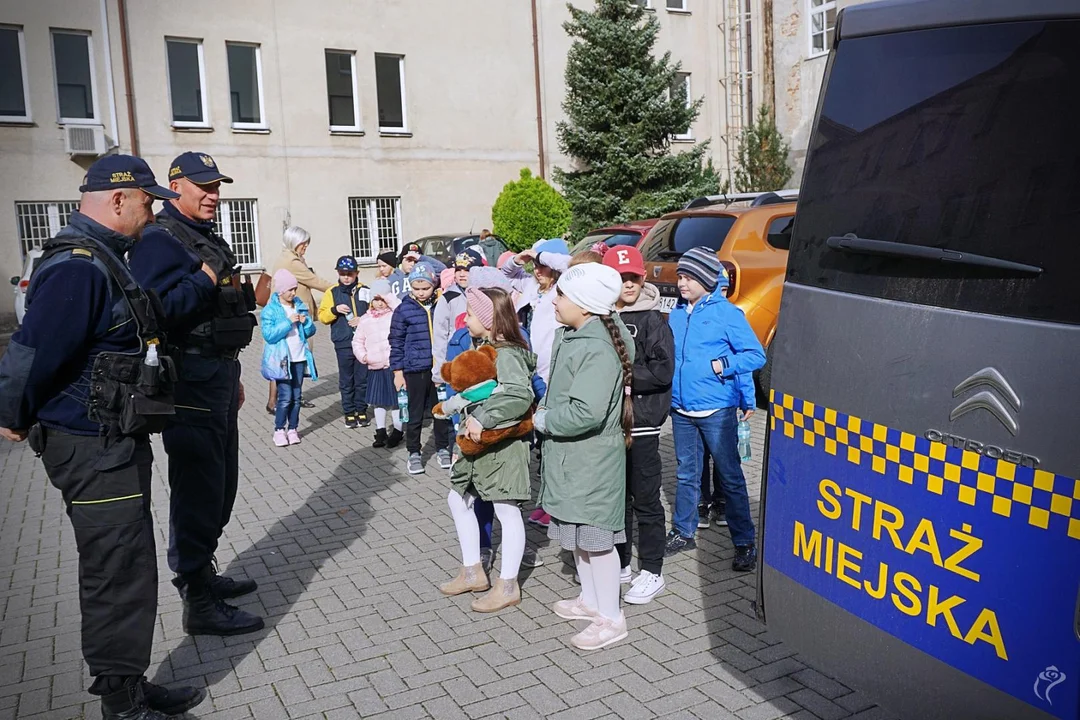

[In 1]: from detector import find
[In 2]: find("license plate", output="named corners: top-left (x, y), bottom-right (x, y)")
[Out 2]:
top-left (658, 295), bottom-right (678, 313)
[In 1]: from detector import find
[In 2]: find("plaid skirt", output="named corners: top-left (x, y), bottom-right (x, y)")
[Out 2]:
top-left (548, 518), bottom-right (626, 553)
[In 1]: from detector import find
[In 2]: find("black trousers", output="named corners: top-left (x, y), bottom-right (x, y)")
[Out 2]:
top-left (336, 346), bottom-right (368, 416)
top-left (41, 430), bottom-right (156, 691)
top-left (163, 354), bottom-right (240, 575)
top-left (700, 453), bottom-right (726, 508)
top-left (404, 369), bottom-right (450, 454)
top-left (616, 434), bottom-right (666, 576)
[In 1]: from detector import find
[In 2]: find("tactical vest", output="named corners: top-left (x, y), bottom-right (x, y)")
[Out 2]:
top-left (36, 234), bottom-right (177, 436)
top-left (154, 213), bottom-right (256, 351)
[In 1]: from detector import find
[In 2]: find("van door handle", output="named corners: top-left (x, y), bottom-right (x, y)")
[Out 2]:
top-left (1075, 582), bottom-right (1080, 640)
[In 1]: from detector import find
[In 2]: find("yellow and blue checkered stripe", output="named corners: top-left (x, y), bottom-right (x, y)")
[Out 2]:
top-left (769, 390), bottom-right (1080, 540)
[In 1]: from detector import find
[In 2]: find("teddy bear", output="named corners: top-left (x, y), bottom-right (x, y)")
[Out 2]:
top-left (433, 345), bottom-right (534, 457)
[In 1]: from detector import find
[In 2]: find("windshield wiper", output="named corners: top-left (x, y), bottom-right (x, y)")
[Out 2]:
top-left (826, 234), bottom-right (1043, 275)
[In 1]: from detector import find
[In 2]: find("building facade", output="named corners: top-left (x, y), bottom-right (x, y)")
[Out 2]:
top-left (0, 0), bottom-right (768, 322)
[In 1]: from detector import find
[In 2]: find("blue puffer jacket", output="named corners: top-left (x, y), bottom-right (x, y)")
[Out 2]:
top-left (261, 294), bottom-right (318, 380)
top-left (670, 291), bottom-right (765, 412)
top-left (389, 295), bottom-right (436, 373)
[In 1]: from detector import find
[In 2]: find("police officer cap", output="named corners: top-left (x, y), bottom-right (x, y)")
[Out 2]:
top-left (168, 151), bottom-right (234, 185)
top-left (79, 154), bottom-right (179, 199)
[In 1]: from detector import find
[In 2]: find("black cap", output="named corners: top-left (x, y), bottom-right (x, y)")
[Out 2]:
top-left (377, 251), bottom-right (398, 267)
top-left (167, 151), bottom-right (234, 185)
top-left (399, 242), bottom-right (422, 261)
top-left (454, 249), bottom-right (484, 270)
top-left (79, 154), bottom-right (179, 199)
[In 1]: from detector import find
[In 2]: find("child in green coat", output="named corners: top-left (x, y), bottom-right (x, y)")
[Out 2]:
top-left (533, 263), bottom-right (636, 651)
top-left (439, 287), bottom-right (537, 614)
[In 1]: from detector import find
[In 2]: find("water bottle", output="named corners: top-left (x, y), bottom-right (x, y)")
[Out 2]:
top-left (397, 386), bottom-right (410, 423)
top-left (738, 419), bottom-right (752, 462)
top-left (144, 343), bottom-right (159, 367)
top-left (142, 343), bottom-right (160, 392)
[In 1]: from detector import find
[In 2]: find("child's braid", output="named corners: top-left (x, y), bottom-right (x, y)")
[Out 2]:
top-left (600, 314), bottom-right (635, 448)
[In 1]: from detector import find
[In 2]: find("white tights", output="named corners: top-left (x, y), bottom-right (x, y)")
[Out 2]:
top-left (373, 407), bottom-right (402, 431)
top-left (446, 491), bottom-right (525, 580)
top-left (575, 548), bottom-right (622, 621)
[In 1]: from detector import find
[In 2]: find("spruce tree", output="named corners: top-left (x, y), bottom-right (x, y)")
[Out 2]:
top-left (554, 0), bottom-right (720, 239)
top-left (733, 105), bottom-right (794, 192)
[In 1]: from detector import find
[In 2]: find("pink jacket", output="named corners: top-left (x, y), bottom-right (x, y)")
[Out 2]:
top-left (353, 306), bottom-right (394, 369)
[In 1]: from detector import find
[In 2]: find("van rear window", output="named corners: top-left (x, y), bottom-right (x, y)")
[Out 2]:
top-left (787, 20), bottom-right (1080, 324)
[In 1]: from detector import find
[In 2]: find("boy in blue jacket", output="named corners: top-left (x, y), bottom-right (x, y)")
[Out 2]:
top-left (390, 265), bottom-right (451, 475)
top-left (317, 256), bottom-right (371, 428)
top-left (666, 247), bottom-right (765, 571)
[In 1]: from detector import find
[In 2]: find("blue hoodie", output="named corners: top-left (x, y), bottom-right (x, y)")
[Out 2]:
top-left (669, 291), bottom-right (765, 412)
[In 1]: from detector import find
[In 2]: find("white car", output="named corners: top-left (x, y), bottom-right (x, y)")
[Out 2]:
top-left (10, 249), bottom-right (43, 325)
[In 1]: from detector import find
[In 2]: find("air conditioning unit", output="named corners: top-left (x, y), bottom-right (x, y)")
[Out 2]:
top-left (63, 124), bottom-right (108, 157)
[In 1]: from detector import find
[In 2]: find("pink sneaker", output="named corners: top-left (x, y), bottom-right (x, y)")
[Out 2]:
top-left (528, 508), bottom-right (550, 527)
top-left (553, 595), bottom-right (599, 621)
top-left (273, 430), bottom-right (288, 447)
top-left (570, 612), bottom-right (628, 651)
top-left (287, 429), bottom-right (301, 445)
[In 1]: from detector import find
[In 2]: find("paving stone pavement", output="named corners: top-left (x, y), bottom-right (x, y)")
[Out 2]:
top-left (0, 340), bottom-right (896, 720)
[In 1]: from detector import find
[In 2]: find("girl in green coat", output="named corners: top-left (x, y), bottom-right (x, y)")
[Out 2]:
top-left (439, 287), bottom-right (537, 614)
top-left (533, 263), bottom-right (636, 651)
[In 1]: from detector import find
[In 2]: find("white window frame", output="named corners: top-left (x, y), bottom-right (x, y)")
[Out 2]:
top-left (633, 0), bottom-right (653, 9)
top-left (808, 0), bottom-right (837, 58)
top-left (673, 72), bottom-right (693, 141)
top-left (213, 199), bottom-right (262, 269)
top-left (375, 54), bottom-right (408, 135)
top-left (50, 29), bottom-right (100, 125)
top-left (348, 196), bottom-right (402, 263)
top-left (15, 201), bottom-right (80, 257)
top-left (165, 37), bottom-right (209, 128)
top-left (226, 42), bottom-right (267, 131)
top-left (0, 25), bottom-right (32, 123)
top-left (326, 49), bottom-right (361, 133)
top-left (666, 0), bottom-right (689, 13)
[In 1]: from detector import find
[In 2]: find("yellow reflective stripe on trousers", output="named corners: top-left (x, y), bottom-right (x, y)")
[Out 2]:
top-left (71, 493), bottom-right (143, 506)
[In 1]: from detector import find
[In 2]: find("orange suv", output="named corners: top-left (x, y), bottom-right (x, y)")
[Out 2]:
top-left (637, 190), bottom-right (797, 399)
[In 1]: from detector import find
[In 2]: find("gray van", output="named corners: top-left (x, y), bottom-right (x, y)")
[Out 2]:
top-left (757, 2), bottom-right (1080, 719)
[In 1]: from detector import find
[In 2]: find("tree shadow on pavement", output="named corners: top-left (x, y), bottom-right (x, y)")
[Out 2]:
top-left (150, 438), bottom-right (408, 702)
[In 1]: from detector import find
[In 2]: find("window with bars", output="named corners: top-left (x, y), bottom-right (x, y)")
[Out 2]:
top-left (348, 197), bottom-right (401, 262)
top-left (212, 199), bottom-right (261, 268)
top-left (15, 201), bottom-right (80, 257)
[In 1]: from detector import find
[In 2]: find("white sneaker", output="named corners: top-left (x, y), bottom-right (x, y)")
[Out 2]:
top-left (570, 613), bottom-right (629, 650)
top-left (623, 570), bottom-right (665, 605)
top-left (620, 565), bottom-right (633, 584)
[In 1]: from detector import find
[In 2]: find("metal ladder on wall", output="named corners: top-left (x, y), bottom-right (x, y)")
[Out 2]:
top-left (719, 0), bottom-right (752, 185)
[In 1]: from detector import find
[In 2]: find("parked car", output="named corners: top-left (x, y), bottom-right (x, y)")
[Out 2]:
top-left (414, 233), bottom-right (508, 268)
top-left (568, 219), bottom-right (659, 255)
top-left (10, 248), bottom-right (43, 325)
top-left (637, 191), bottom-right (797, 400)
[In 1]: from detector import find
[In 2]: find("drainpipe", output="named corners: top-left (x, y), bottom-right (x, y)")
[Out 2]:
top-left (117, 0), bottom-right (139, 155)
top-left (99, 0), bottom-right (119, 150)
top-left (530, 0), bottom-right (546, 179)
top-left (763, 0), bottom-right (775, 121)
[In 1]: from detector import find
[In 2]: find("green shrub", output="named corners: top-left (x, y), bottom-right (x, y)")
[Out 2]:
top-left (491, 168), bottom-right (573, 252)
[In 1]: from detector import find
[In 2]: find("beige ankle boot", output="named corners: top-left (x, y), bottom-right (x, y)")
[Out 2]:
top-left (470, 577), bottom-right (521, 613)
top-left (439, 563), bottom-right (489, 596)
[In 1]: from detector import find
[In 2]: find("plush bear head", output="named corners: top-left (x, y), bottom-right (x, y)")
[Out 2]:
top-left (441, 344), bottom-right (498, 393)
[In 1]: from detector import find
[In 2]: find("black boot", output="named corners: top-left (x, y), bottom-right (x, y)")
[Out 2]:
top-left (142, 679), bottom-right (206, 716)
top-left (100, 682), bottom-right (168, 720)
top-left (385, 427), bottom-right (404, 449)
top-left (179, 566), bottom-right (265, 637)
top-left (372, 428), bottom-right (388, 448)
top-left (206, 559), bottom-right (258, 599)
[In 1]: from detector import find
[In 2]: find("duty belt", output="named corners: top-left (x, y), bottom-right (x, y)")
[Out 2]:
top-left (178, 345), bottom-right (241, 361)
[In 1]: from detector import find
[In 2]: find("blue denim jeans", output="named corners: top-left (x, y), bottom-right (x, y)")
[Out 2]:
top-left (275, 361), bottom-right (306, 430)
top-left (671, 408), bottom-right (755, 547)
